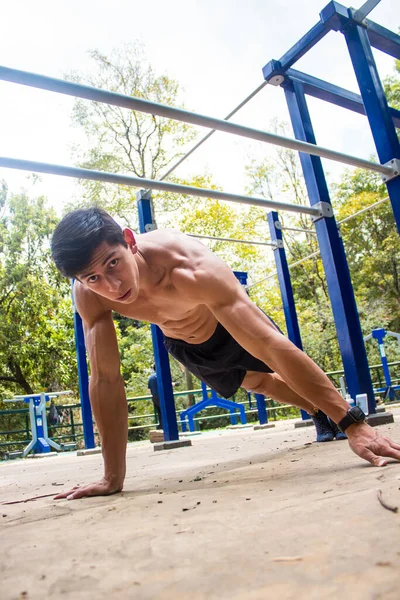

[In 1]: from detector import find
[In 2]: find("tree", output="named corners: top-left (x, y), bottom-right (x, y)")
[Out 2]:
top-left (66, 44), bottom-right (196, 221)
top-left (0, 186), bottom-right (77, 398)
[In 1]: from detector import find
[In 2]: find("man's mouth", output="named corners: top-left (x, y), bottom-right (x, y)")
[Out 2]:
top-left (117, 289), bottom-right (132, 302)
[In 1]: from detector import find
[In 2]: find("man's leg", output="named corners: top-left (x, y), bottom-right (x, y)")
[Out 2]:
top-left (242, 371), bottom-right (342, 442)
top-left (242, 371), bottom-right (316, 414)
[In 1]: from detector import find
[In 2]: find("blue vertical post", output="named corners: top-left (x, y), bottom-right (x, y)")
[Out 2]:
top-left (267, 211), bottom-right (309, 421)
top-left (284, 79), bottom-right (376, 413)
top-left (344, 21), bottom-right (400, 234)
top-left (72, 298), bottom-right (95, 449)
top-left (233, 270), bottom-right (268, 424)
top-left (371, 329), bottom-right (393, 390)
top-left (136, 189), bottom-right (179, 441)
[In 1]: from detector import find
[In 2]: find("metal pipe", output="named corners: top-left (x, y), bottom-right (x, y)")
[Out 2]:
top-left (0, 66), bottom-right (393, 176)
top-left (188, 233), bottom-right (275, 247)
top-left (0, 157), bottom-right (320, 216)
top-left (247, 196), bottom-right (390, 290)
top-left (159, 81), bottom-right (268, 181)
top-left (337, 195), bottom-right (389, 224)
top-left (278, 225), bottom-right (317, 235)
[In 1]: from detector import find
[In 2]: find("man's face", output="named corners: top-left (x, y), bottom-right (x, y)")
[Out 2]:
top-left (76, 236), bottom-right (139, 304)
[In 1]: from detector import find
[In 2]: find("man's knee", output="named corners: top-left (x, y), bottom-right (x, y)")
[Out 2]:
top-left (242, 371), bottom-right (275, 395)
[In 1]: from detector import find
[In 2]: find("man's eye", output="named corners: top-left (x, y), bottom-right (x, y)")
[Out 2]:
top-left (88, 275), bottom-right (98, 284)
top-left (109, 259), bottom-right (118, 268)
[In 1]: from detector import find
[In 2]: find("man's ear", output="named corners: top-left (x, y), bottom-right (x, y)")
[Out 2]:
top-left (123, 228), bottom-right (138, 254)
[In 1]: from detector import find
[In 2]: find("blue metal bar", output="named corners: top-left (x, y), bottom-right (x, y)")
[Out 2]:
top-left (284, 79), bottom-right (376, 413)
top-left (285, 68), bottom-right (400, 128)
top-left (255, 394), bottom-right (268, 425)
top-left (344, 23), bottom-right (400, 234)
top-left (267, 211), bottom-right (310, 421)
top-left (263, 1), bottom-right (349, 82)
top-left (233, 270), bottom-right (268, 424)
top-left (72, 304), bottom-right (95, 449)
top-left (364, 18), bottom-right (400, 60)
top-left (136, 190), bottom-right (179, 441)
top-left (352, 0), bottom-right (381, 23)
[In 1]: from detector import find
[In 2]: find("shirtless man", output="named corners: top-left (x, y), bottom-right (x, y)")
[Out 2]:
top-left (51, 207), bottom-right (400, 500)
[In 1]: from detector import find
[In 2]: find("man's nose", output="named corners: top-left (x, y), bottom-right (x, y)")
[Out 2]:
top-left (105, 274), bottom-right (121, 292)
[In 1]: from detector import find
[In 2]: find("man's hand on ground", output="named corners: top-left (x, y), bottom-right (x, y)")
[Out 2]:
top-left (54, 477), bottom-right (123, 500)
top-left (347, 423), bottom-right (400, 466)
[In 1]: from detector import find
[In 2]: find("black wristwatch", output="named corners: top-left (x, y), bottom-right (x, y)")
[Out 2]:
top-left (337, 406), bottom-right (366, 433)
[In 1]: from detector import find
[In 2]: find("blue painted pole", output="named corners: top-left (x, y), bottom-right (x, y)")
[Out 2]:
top-left (284, 79), bottom-right (376, 413)
top-left (136, 190), bottom-right (179, 441)
top-left (344, 22), bottom-right (400, 234)
top-left (255, 394), bottom-right (268, 424)
top-left (233, 270), bottom-right (270, 423)
top-left (267, 211), bottom-right (310, 421)
top-left (72, 302), bottom-right (95, 449)
top-left (371, 329), bottom-right (392, 389)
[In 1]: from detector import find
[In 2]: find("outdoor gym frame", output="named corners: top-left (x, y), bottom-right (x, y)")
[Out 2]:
top-left (0, 1), bottom-right (399, 446)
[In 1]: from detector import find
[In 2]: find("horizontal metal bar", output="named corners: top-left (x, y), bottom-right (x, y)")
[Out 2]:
top-left (188, 233), bottom-right (275, 247)
top-left (247, 196), bottom-right (390, 291)
top-left (286, 68), bottom-right (400, 128)
top-left (277, 20), bottom-right (329, 71)
top-left (0, 157), bottom-right (320, 216)
top-left (364, 18), bottom-right (400, 60)
top-left (279, 225), bottom-right (317, 235)
top-left (0, 66), bottom-right (393, 176)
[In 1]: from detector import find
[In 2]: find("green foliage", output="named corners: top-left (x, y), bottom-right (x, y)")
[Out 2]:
top-left (65, 44), bottom-right (196, 218)
top-left (0, 187), bottom-right (77, 399)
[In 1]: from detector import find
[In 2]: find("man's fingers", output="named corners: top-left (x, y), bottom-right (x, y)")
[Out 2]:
top-left (379, 445), bottom-right (400, 462)
top-left (387, 439), bottom-right (400, 452)
top-left (357, 447), bottom-right (387, 467)
top-left (54, 486), bottom-right (80, 500)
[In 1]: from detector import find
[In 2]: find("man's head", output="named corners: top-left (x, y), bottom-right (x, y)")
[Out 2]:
top-left (51, 207), bottom-right (140, 303)
top-left (51, 207), bottom-right (127, 278)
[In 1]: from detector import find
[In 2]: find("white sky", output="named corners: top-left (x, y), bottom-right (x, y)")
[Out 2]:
top-left (0, 0), bottom-right (398, 213)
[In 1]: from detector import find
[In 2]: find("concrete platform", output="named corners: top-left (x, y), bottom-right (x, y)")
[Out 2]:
top-left (153, 439), bottom-right (192, 451)
top-left (1, 409), bottom-right (400, 600)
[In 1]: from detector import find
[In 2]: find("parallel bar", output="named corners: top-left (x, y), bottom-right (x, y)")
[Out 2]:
top-left (0, 66), bottom-right (393, 176)
top-left (0, 157), bottom-right (320, 217)
top-left (286, 68), bottom-right (400, 128)
top-left (188, 233), bottom-right (275, 247)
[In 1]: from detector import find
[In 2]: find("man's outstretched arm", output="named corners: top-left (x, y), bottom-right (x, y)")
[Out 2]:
top-left (55, 291), bottom-right (128, 500)
top-left (175, 256), bottom-right (400, 467)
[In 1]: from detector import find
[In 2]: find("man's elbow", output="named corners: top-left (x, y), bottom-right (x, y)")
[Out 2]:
top-left (90, 372), bottom-right (125, 388)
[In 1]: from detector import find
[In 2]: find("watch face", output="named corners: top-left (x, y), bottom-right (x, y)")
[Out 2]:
top-left (350, 406), bottom-right (365, 421)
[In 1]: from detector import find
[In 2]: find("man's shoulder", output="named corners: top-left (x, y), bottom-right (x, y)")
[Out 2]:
top-left (73, 280), bottom-right (110, 324)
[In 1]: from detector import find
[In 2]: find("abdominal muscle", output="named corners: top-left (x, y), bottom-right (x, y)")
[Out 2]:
top-left (159, 305), bottom-right (218, 343)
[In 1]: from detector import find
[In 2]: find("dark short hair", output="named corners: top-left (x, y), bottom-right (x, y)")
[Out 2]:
top-left (51, 207), bottom-right (127, 278)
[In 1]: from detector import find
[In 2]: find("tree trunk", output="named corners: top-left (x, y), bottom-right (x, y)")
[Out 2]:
top-left (184, 368), bottom-right (196, 407)
top-left (6, 359), bottom-right (34, 394)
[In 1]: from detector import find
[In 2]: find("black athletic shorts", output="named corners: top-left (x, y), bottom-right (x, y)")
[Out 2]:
top-left (164, 321), bottom-right (275, 399)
